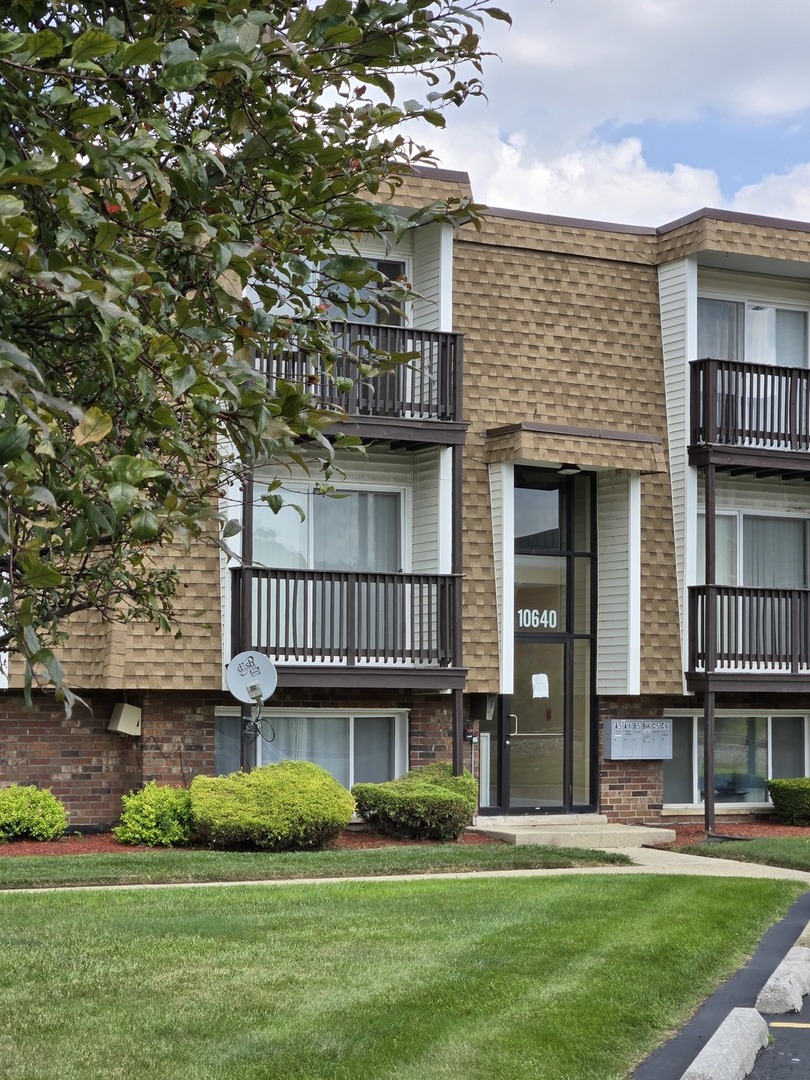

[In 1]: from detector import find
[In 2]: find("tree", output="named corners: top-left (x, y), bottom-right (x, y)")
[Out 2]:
top-left (0, 0), bottom-right (508, 702)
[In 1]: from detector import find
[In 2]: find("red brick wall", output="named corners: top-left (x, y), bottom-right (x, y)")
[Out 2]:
top-left (0, 692), bottom-right (140, 828)
top-left (597, 697), bottom-right (665, 825)
top-left (0, 687), bottom-right (454, 828)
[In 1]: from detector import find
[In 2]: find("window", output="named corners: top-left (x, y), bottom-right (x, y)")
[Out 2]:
top-left (253, 485), bottom-right (402, 572)
top-left (697, 512), bottom-right (809, 588)
top-left (664, 714), bottom-right (807, 806)
top-left (214, 710), bottom-right (407, 788)
top-left (325, 258), bottom-right (408, 327)
top-left (699, 298), bottom-right (808, 367)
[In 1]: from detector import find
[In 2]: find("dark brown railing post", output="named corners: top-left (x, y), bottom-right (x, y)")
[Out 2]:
top-left (705, 359), bottom-right (718, 444)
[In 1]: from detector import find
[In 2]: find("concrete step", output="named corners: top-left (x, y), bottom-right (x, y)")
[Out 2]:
top-left (467, 817), bottom-right (676, 849)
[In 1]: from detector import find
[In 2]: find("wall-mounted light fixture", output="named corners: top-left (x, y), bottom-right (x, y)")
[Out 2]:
top-left (557, 463), bottom-right (581, 476)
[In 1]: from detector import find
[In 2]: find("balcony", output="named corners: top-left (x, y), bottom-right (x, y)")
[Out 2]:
top-left (230, 567), bottom-right (465, 689)
top-left (689, 358), bottom-right (810, 473)
top-left (687, 584), bottom-right (810, 690)
top-left (255, 321), bottom-right (465, 445)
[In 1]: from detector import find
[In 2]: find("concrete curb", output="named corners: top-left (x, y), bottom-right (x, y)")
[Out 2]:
top-left (679, 1008), bottom-right (768, 1080)
top-left (755, 942), bottom-right (810, 1013)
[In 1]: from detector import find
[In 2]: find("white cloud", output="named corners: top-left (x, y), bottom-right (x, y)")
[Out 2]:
top-left (731, 165), bottom-right (810, 221)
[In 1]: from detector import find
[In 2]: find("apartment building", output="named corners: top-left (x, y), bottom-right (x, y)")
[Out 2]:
top-left (4, 170), bottom-right (810, 830)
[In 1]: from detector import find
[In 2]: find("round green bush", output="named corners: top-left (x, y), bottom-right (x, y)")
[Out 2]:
top-left (190, 761), bottom-right (355, 851)
top-left (0, 783), bottom-right (69, 842)
top-left (353, 764), bottom-right (477, 840)
top-left (114, 781), bottom-right (193, 846)
top-left (767, 777), bottom-right (810, 825)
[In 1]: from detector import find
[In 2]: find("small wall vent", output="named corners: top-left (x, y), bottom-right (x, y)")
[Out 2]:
top-left (108, 703), bottom-right (142, 737)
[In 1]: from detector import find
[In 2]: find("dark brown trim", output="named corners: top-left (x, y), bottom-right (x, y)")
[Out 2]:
top-left (329, 416), bottom-right (468, 446)
top-left (687, 673), bottom-right (810, 694)
top-left (657, 206), bottom-right (810, 236)
top-left (485, 420), bottom-right (662, 445)
top-left (275, 665), bottom-right (467, 690)
top-left (689, 445), bottom-right (810, 477)
top-left (410, 165), bottom-right (471, 185)
top-left (482, 205), bottom-right (655, 235)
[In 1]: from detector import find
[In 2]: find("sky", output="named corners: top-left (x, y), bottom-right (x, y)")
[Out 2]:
top-left (417, 0), bottom-right (810, 227)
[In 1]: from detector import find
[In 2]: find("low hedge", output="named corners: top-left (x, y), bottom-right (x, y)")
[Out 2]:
top-left (114, 781), bottom-right (193, 847)
top-left (0, 784), bottom-right (69, 842)
top-left (190, 761), bottom-right (354, 851)
top-left (768, 777), bottom-right (810, 825)
top-left (353, 763), bottom-right (477, 840)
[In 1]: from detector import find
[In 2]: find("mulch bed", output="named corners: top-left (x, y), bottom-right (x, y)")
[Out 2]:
top-left (667, 820), bottom-right (810, 847)
top-left (4, 819), bottom-right (809, 857)
top-left (0, 827), bottom-right (497, 858)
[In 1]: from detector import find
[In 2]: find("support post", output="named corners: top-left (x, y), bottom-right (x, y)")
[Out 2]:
top-left (703, 690), bottom-right (716, 835)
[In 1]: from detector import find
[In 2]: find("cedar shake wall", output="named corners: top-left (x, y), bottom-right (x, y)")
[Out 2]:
top-left (455, 214), bottom-right (682, 695)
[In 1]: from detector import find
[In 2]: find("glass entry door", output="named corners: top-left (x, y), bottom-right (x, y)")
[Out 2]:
top-left (509, 640), bottom-right (566, 807)
top-left (492, 468), bottom-right (596, 813)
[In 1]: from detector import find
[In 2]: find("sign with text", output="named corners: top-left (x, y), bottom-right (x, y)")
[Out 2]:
top-left (605, 719), bottom-right (673, 761)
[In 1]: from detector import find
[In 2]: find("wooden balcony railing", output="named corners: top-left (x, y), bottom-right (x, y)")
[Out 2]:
top-left (255, 321), bottom-right (462, 422)
top-left (231, 567), bottom-right (460, 667)
top-left (691, 358), bottom-right (810, 451)
top-left (688, 584), bottom-right (810, 673)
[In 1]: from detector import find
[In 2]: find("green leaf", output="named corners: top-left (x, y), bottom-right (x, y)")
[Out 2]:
top-left (118, 38), bottom-right (162, 70)
top-left (71, 29), bottom-right (120, 64)
top-left (159, 61), bottom-right (208, 91)
top-left (18, 552), bottom-right (65, 590)
top-left (0, 424), bottom-right (29, 464)
top-left (106, 482), bottom-right (139, 517)
top-left (106, 456), bottom-right (165, 486)
top-left (130, 510), bottom-right (160, 540)
top-left (73, 407), bottom-right (113, 446)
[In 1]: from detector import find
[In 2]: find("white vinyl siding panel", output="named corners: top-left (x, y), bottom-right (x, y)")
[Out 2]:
top-left (659, 257), bottom-right (695, 679)
top-left (412, 448), bottom-right (442, 573)
top-left (702, 473), bottom-right (810, 517)
top-left (411, 224), bottom-right (444, 330)
top-left (597, 472), bottom-right (637, 694)
top-left (699, 269), bottom-right (810, 309)
top-left (489, 461), bottom-right (514, 694)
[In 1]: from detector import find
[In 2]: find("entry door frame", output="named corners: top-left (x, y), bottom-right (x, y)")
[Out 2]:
top-left (495, 468), bottom-right (598, 815)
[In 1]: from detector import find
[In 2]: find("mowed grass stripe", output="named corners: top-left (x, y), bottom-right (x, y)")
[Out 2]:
top-left (0, 875), bottom-right (803, 1080)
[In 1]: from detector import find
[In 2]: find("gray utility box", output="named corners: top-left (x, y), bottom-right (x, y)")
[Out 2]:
top-left (605, 719), bottom-right (673, 761)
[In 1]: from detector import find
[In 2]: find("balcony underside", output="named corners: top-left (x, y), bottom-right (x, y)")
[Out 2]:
top-left (274, 664), bottom-right (467, 690)
top-left (689, 443), bottom-right (810, 478)
top-left (686, 670), bottom-right (810, 693)
top-left (329, 414), bottom-right (468, 447)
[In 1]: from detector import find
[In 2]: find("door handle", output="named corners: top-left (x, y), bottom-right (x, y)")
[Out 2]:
top-left (508, 713), bottom-right (518, 736)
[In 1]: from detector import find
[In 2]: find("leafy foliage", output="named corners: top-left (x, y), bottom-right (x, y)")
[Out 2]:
top-left (767, 777), bottom-right (810, 825)
top-left (0, 782), bottom-right (69, 841)
top-left (113, 780), bottom-right (193, 846)
top-left (0, 1), bottom-right (506, 701)
top-left (353, 762), bottom-right (477, 838)
top-left (190, 761), bottom-right (355, 849)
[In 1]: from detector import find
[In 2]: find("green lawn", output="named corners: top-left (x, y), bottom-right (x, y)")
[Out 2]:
top-left (0, 843), bottom-right (631, 890)
top-left (0, 875), bottom-right (803, 1080)
top-left (681, 836), bottom-right (810, 871)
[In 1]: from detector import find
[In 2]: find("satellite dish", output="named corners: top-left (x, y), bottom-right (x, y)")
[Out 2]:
top-left (226, 651), bottom-right (278, 704)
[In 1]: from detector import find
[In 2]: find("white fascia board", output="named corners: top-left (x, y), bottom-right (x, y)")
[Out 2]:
top-left (437, 447), bottom-right (453, 574)
top-left (627, 472), bottom-right (641, 695)
top-left (488, 460), bottom-right (515, 696)
top-left (438, 223), bottom-right (454, 332)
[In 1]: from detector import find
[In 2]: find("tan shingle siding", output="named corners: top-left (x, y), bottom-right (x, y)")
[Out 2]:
top-left (457, 213), bottom-right (682, 694)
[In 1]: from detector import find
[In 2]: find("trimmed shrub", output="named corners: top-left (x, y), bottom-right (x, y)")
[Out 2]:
top-left (353, 764), bottom-right (477, 840)
top-left (114, 781), bottom-right (193, 846)
top-left (190, 761), bottom-right (354, 851)
top-left (768, 777), bottom-right (810, 825)
top-left (0, 784), bottom-right (69, 842)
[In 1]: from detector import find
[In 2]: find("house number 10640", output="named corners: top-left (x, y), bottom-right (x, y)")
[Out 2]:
top-left (516, 608), bottom-right (558, 629)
